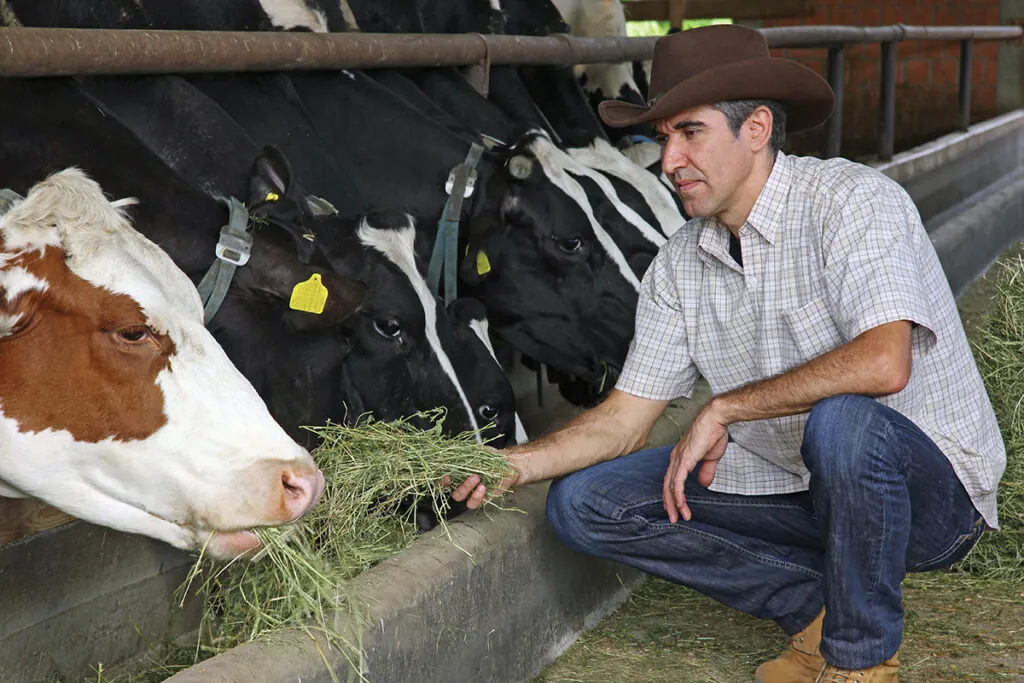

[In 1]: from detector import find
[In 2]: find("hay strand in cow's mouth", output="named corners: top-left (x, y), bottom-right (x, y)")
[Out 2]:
top-left (175, 407), bottom-right (516, 678)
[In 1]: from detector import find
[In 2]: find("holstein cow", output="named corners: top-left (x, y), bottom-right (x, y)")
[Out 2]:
top-left (0, 169), bottom-right (324, 559)
top-left (285, 67), bottom-right (646, 406)
top-left (549, 0), bottom-right (653, 146)
top-left (0, 76), bottom-right (371, 448)
top-left (54, 74), bottom-right (525, 448)
top-left (0, 0), bottom-right (349, 32)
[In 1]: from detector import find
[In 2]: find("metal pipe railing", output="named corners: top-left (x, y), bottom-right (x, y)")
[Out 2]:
top-left (878, 42), bottom-right (898, 161)
top-left (0, 25), bottom-right (1019, 77)
top-left (0, 23), bottom-right (1020, 160)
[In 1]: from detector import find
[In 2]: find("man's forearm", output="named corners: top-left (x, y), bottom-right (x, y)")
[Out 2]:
top-left (505, 390), bottom-right (670, 484)
top-left (715, 321), bottom-right (912, 425)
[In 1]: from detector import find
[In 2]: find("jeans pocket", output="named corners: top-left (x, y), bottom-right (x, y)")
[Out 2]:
top-left (908, 514), bottom-right (987, 573)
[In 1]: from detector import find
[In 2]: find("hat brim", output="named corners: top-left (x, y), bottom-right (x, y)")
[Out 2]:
top-left (598, 57), bottom-right (835, 133)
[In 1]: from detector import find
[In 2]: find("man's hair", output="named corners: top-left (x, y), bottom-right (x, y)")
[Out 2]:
top-left (713, 99), bottom-right (787, 155)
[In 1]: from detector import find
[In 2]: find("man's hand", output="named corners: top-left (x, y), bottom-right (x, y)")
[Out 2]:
top-left (449, 451), bottom-right (526, 510)
top-left (663, 402), bottom-right (729, 523)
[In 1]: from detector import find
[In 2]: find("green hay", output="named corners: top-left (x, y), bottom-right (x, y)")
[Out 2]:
top-left (956, 254), bottom-right (1024, 581)
top-left (171, 408), bottom-right (516, 679)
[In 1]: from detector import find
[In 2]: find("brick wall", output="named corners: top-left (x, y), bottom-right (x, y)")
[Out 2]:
top-left (760, 1), bottom-right (1004, 159)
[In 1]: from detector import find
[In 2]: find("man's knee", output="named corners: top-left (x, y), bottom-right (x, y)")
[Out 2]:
top-left (802, 394), bottom-right (893, 484)
top-left (546, 472), bottom-right (601, 553)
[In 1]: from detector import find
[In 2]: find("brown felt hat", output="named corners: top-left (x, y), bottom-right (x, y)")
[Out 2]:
top-left (599, 24), bottom-right (835, 132)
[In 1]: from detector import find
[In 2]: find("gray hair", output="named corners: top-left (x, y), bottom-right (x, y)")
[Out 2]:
top-left (713, 99), bottom-right (787, 155)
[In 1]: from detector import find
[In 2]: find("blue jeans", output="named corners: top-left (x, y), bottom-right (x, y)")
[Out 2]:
top-left (546, 395), bottom-right (987, 669)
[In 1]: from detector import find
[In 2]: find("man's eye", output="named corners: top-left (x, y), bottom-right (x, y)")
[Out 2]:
top-left (653, 135), bottom-right (668, 146)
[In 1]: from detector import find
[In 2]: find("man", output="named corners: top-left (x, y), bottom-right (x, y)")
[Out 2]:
top-left (452, 24), bottom-right (1005, 682)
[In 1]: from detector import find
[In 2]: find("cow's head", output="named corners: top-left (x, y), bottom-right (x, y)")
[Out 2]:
top-left (0, 169), bottom-right (329, 559)
top-left (201, 148), bottom-right (371, 446)
top-left (459, 130), bottom-right (641, 405)
top-left (317, 210), bottom-right (520, 446)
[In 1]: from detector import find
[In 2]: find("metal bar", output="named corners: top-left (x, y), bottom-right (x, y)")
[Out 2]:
top-left (667, 0), bottom-right (688, 30)
top-left (762, 24), bottom-right (1022, 49)
top-left (959, 38), bottom-right (974, 131)
top-left (826, 45), bottom-right (845, 159)
top-left (0, 25), bottom-right (1020, 77)
top-left (878, 41), bottom-right (897, 161)
top-left (623, 0), bottom-right (813, 22)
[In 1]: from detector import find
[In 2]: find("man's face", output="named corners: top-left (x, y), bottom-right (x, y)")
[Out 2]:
top-left (654, 104), bottom-right (756, 221)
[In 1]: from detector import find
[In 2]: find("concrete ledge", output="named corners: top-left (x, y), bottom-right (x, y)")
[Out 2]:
top-left (873, 109), bottom-right (1024, 225)
top-left (0, 522), bottom-right (198, 682)
top-left (163, 483), bottom-right (644, 683)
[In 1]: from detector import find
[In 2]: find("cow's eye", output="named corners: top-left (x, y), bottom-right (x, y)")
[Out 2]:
top-left (478, 404), bottom-right (499, 422)
top-left (115, 325), bottom-right (150, 344)
top-left (373, 318), bottom-right (402, 339)
top-left (555, 236), bottom-right (584, 254)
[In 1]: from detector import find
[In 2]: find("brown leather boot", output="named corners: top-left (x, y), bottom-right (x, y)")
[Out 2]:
top-left (814, 654), bottom-right (900, 682)
top-left (754, 608), bottom-right (826, 683)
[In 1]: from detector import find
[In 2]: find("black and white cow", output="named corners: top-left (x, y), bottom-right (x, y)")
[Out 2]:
top-left (62, 73), bottom-right (525, 448)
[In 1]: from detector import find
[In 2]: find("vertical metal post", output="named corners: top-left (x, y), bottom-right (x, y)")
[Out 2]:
top-left (958, 38), bottom-right (973, 131)
top-left (878, 41), bottom-right (897, 162)
top-left (826, 44), bottom-right (845, 159)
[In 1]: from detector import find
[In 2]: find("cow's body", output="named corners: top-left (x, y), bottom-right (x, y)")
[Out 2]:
top-left (0, 169), bottom-right (325, 558)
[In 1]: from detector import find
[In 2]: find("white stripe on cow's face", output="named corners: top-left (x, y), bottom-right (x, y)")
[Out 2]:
top-left (357, 217), bottom-right (483, 440)
top-left (524, 136), bottom-right (640, 291)
top-left (569, 138), bottom-right (684, 237)
top-left (465, 315), bottom-right (530, 445)
top-left (547, 142), bottom-right (666, 247)
top-left (0, 265), bottom-right (48, 303)
top-left (258, 0), bottom-right (329, 32)
top-left (489, 0), bottom-right (502, 11)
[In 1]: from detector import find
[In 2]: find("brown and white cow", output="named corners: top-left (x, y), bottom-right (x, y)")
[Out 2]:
top-left (0, 168), bottom-right (326, 559)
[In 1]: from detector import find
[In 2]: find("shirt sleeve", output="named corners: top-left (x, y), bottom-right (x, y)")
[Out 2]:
top-left (821, 176), bottom-right (937, 350)
top-left (615, 239), bottom-right (699, 400)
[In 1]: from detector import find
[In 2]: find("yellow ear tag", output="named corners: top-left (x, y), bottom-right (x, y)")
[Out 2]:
top-left (289, 273), bottom-right (329, 314)
top-left (476, 250), bottom-right (492, 276)
top-left (265, 191), bottom-right (280, 202)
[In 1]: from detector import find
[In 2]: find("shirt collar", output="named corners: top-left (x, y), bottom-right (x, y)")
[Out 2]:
top-left (744, 151), bottom-right (792, 245)
top-left (695, 151), bottom-right (792, 267)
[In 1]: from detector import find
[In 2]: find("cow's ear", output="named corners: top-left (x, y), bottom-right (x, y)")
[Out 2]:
top-left (247, 146), bottom-right (301, 210)
top-left (231, 239), bottom-right (368, 330)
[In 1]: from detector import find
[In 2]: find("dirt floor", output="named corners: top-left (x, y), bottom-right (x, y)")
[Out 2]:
top-left (532, 574), bottom-right (1024, 682)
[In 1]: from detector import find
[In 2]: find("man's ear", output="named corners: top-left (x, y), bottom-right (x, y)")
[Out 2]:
top-left (746, 106), bottom-right (774, 154)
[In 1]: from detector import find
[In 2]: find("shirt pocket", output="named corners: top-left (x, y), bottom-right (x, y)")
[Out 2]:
top-left (781, 297), bottom-right (843, 363)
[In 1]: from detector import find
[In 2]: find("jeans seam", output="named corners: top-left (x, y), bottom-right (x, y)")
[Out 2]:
top-left (612, 498), bottom-right (823, 580)
top-left (907, 516), bottom-right (985, 572)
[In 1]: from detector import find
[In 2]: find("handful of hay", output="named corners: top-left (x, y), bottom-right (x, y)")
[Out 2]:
top-left (962, 255), bottom-right (1024, 581)
top-left (178, 408), bottom-right (517, 673)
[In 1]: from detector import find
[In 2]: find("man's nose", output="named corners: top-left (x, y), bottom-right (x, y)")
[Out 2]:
top-left (662, 140), bottom-right (689, 175)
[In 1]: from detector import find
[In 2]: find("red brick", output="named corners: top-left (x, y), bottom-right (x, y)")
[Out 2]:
top-left (902, 59), bottom-right (931, 85)
top-left (974, 85), bottom-right (997, 110)
top-left (935, 7), bottom-right (960, 25)
top-left (963, 6), bottom-right (989, 25)
top-left (975, 42), bottom-right (999, 61)
top-left (906, 7), bottom-right (934, 26)
top-left (831, 7), bottom-right (855, 25)
top-left (986, 5), bottom-right (1001, 23)
top-left (810, 3), bottom-right (829, 24)
top-left (933, 58), bottom-right (960, 85)
top-left (981, 59), bottom-right (998, 86)
top-left (857, 7), bottom-right (882, 25)
top-left (882, 7), bottom-right (905, 25)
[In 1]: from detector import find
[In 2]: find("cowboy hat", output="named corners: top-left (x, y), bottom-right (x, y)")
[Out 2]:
top-left (599, 24), bottom-right (835, 132)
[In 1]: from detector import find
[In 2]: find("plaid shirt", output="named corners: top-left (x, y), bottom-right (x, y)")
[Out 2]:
top-left (617, 151), bottom-right (1006, 528)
